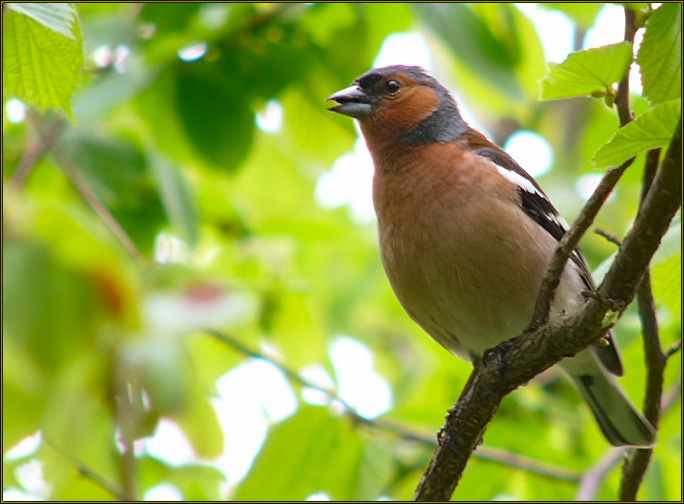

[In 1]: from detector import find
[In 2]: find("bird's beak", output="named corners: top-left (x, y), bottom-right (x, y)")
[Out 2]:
top-left (325, 85), bottom-right (373, 118)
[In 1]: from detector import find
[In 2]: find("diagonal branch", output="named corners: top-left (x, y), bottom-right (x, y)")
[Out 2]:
top-left (27, 109), bottom-right (144, 262)
top-left (413, 119), bottom-right (681, 502)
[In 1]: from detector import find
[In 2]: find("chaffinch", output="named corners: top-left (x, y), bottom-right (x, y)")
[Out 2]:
top-left (326, 65), bottom-right (655, 447)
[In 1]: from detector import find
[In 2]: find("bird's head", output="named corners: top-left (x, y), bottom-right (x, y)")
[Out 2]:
top-left (326, 65), bottom-right (468, 150)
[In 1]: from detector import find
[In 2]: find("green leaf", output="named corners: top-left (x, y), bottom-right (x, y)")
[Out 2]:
top-left (234, 407), bottom-right (366, 500)
top-left (414, 3), bottom-right (526, 101)
top-left (167, 464), bottom-right (225, 500)
top-left (651, 222), bottom-right (682, 320)
top-left (591, 99), bottom-right (681, 168)
top-left (7, 2), bottom-right (78, 39)
top-left (2, 10), bottom-right (83, 116)
top-left (637, 3), bottom-right (682, 105)
top-left (538, 42), bottom-right (633, 100)
top-left (151, 157), bottom-right (199, 247)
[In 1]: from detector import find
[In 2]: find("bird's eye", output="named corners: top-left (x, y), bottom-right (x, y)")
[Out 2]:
top-left (384, 80), bottom-right (401, 94)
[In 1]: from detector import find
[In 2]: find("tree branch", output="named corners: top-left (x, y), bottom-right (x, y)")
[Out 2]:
top-left (618, 157), bottom-right (668, 500)
top-left (665, 340), bottom-right (682, 359)
top-left (529, 156), bottom-right (635, 328)
top-left (27, 110), bottom-right (144, 262)
top-left (413, 118), bottom-right (681, 501)
top-left (10, 116), bottom-right (65, 190)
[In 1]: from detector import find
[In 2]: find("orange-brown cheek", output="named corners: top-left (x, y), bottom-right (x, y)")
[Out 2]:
top-left (377, 87), bottom-right (440, 133)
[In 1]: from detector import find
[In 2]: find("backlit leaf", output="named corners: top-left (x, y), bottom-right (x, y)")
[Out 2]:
top-left (591, 99), bottom-right (681, 167)
top-left (539, 42), bottom-right (632, 100)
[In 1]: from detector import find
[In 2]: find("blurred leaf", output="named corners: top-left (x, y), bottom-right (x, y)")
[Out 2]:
top-left (651, 222), bottom-right (682, 319)
top-left (150, 157), bottom-right (199, 247)
top-left (174, 63), bottom-right (254, 170)
top-left (539, 42), bottom-right (632, 101)
top-left (136, 455), bottom-right (171, 494)
top-left (541, 3), bottom-right (603, 29)
top-left (234, 406), bottom-right (366, 500)
top-left (619, 3), bottom-right (651, 13)
top-left (167, 464), bottom-right (225, 500)
top-left (7, 2), bottom-right (78, 40)
top-left (637, 3), bottom-right (682, 105)
top-left (73, 51), bottom-right (151, 126)
top-left (60, 134), bottom-right (168, 254)
top-left (2, 10), bottom-right (83, 116)
top-left (2, 241), bottom-right (102, 373)
top-left (591, 99), bottom-right (681, 168)
top-left (139, 2), bottom-right (202, 33)
top-left (2, 334), bottom-right (46, 450)
top-left (414, 3), bottom-right (524, 100)
top-left (352, 439), bottom-right (396, 500)
top-left (170, 379), bottom-right (224, 459)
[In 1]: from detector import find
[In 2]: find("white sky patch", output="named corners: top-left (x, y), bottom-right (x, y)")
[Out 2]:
top-left (515, 3), bottom-right (574, 63)
top-left (14, 459), bottom-right (51, 500)
top-left (575, 172), bottom-right (616, 203)
top-left (584, 4), bottom-right (643, 94)
top-left (583, 4), bottom-right (625, 50)
top-left (4, 431), bottom-right (42, 461)
top-left (315, 136), bottom-right (375, 224)
top-left (5, 98), bottom-right (26, 123)
top-left (178, 42), bottom-right (208, 62)
top-left (373, 32), bottom-right (433, 71)
top-left (504, 130), bottom-right (554, 178)
top-left (256, 99), bottom-right (283, 134)
top-left (300, 364), bottom-right (337, 406)
top-left (144, 419), bottom-right (197, 466)
top-left (154, 231), bottom-right (189, 263)
top-left (305, 492), bottom-right (332, 501)
top-left (211, 359), bottom-right (297, 484)
top-left (329, 336), bottom-right (392, 419)
top-left (144, 483), bottom-right (183, 501)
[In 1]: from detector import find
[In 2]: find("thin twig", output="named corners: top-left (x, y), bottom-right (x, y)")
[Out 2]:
top-left (27, 109), bottom-right (144, 262)
top-left (10, 117), bottom-right (64, 190)
top-left (43, 438), bottom-right (125, 500)
top-left (530, 156), bottom-right (635, 328)
top-left (640, 149), bottom-right (661, 206)
top-left (206, 329), bottom-right (581, 483)
top-left (594, 228), bottom-right (623, 247)
top-left (615, 7), bottom-right (638, 128)
top-left (576, 448), bottom-right (627, 501)
top-left (665, 340), bottom-right (682, 359)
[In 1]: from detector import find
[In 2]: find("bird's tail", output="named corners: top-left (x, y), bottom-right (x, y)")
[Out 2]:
top-left (559, 350), bottom-right (656, 447)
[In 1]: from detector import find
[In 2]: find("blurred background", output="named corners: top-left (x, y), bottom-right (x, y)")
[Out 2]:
top-left (2, 3), bottom-right (681, 501)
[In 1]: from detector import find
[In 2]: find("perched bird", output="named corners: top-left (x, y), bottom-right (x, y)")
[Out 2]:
top-left (326, 65), bottom-right (655, 446)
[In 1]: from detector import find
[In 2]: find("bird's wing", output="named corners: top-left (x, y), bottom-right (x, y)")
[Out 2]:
top-left (473, 145), bottom-right (624, 376)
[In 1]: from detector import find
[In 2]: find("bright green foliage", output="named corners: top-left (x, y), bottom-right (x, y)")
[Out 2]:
top-left (637, 2), bottom-right (682, 105)
top-left (2, 7), bottom-right (83, 116)
top-left (538, 42), bottom-right (633, 100)
top-left (591, 99), bottom-right (681, 167)
top-left (6, 2), bottom-right (79, 40)
top-left (2, 3), bottom-right (681, 502)
top-left (234, 407), bottom-right (394, 500)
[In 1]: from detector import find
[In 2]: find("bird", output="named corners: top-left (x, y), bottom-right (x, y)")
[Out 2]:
top-left (326, 65), bottom-right (656, 447)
